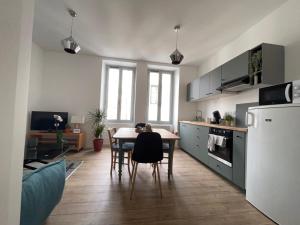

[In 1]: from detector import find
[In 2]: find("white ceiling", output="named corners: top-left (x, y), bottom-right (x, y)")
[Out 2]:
top-left (33, 0), bottom-right (286, 66)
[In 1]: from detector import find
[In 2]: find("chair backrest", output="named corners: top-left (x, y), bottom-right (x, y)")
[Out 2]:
top-left (135, 123), bottom-right (146, 128)
top-left (107, 128), bottom-right (117, 147)
top-left (132, 132), bottom-right (163, 163)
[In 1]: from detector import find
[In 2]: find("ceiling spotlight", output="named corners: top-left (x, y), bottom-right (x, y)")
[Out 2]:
top-left (61, 9), bottom-right (80, 54)
top-left (170, 25), bottom-right (184, 65)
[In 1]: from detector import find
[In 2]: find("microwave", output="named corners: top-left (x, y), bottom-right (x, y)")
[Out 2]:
top-left (259, 80), bottom-right (300, 105)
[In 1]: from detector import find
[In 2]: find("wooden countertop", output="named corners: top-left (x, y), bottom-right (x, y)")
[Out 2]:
top-left (179, 121), bottom-right (248, 132)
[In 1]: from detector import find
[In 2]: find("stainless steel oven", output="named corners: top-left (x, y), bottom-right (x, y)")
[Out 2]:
top-left (208, 128), bottom-right (233, 167)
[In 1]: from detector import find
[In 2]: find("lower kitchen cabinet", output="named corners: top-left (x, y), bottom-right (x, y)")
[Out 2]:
top-left (179, 123), bottom-right (209, 165)
top-left (178, 123), bottom-right (191, 151)
top-left (208, 156), bottom-right (233, 181)
top-left (194, 126), bottom-right (209, 165)
top-left (179, 122), bottom-right (247, 190)
top-left (232, 131), bottom-right (246, 189)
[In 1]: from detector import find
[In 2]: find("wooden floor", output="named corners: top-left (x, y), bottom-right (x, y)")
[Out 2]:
top-left (45, 147), bottom-right (275, 225)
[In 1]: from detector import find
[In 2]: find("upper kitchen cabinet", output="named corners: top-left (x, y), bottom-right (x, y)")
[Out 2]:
top-left (221, 51), bottom-right (249, 84)
top-left (209, 67), bottom-right (222, 95)
top-left (199, 73), bottom-right (210, 98)
top-left (249, 43), bottom-right (284, 86)
top-left (187, 43), bottom-right (284, 102)
top-left (199, 66), bottom-right (221, 98)
top-left (188, 77), bottom-right (200, 101)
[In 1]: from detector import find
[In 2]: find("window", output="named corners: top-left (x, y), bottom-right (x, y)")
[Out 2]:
top-left (104, 66), bottom-right (135, 121)
top-left (147, 70), bottom-right (174, 123)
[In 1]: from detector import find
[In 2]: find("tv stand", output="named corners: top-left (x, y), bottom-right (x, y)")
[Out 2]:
top-left (29, 131), bottom-right (85, 151)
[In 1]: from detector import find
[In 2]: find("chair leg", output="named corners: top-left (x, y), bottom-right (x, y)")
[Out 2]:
top-left (131, 161), bottom-right (135, 184)
top-left (152, 164), bottom-right (156, 183)
top-left (110, 151), bottom-right (113, 176)
top-left (156, 163), bottom-right (163, 199)
top-left (127, 152), bottom-right (131, 177)
top-left (131, 151), bottom-right (134, 167)
top-left (130, 162), bottom-right (138, 200)
top-left (113, 152), bottom-right (117, 170)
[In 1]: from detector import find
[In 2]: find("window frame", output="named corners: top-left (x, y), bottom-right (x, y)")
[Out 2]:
top-left (147, 69), bottom-right (174, 124)
top-left (104, 65), bottom-right (136, 123)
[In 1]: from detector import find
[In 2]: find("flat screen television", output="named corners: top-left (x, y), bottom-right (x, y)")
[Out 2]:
top-left (30, 111), bottom-right (68, 131)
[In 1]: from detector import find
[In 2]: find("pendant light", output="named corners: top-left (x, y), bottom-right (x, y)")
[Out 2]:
top-left (170, 25), bottom-right (184, 65)
top-left (61, 9), bottom-right (81, 54)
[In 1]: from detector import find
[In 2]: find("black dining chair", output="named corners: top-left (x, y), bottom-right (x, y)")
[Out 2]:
top-left (130, 132), bottom-right (163, 199)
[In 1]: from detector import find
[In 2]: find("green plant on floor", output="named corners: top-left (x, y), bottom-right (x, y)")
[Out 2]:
top-left (88, 109), bottom-right (106, 152)
top-left (88, 109), bottom-right (106, 138)
top-left (94, 124), bottom-right (105, 138)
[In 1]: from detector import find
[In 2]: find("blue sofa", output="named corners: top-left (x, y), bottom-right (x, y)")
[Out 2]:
top-left (21, 159), bottom-right (66, 225)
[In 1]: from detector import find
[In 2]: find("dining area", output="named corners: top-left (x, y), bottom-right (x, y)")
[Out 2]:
top-left (107, 123), bottom-right (180, 199)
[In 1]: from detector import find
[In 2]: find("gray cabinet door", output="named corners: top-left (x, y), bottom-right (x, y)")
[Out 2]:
top-left (208, 157), bottom-right (233, 180)
top-left (232, 131), bottom-right (246, 189)
top-left (221, 51), bottom-right (249, 83)
top-left (186, 83), bottom-right (191, 101)
top-left (190, 78), bottom-right (200, 101)
top-left (199, 74), bottom-right (210, 98)
top-left (194, 126), bottom-right (209, 165)
top-left (209, 67), bottom-right (221, 95)
top-left (179, 123), bottom-right (191, 152)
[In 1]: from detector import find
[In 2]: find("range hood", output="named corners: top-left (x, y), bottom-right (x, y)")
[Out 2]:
top-left (217, 75), bottom-right (251, 92)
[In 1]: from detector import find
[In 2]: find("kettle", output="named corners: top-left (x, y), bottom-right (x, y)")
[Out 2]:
top-left (212, 110), bottom-right (221, 124)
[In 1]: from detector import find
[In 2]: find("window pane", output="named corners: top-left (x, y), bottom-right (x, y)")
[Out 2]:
top-left (120, 69), bottom-right (133, 120)
top-left (160, 73), bottom-right (171, 121)
top-left (148, 72), bottom-right (159, 121)
top-left (106, 68), bottom-right (119, 120)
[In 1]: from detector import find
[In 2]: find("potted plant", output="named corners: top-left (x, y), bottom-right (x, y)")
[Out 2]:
top-left (88, 109), bottom-right (106, 152)
top-left (224, 113), bottom-right (234, 126)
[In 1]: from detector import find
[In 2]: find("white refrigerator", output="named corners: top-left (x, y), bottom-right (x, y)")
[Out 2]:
top-left (246, 104), bottom-right (300, 225)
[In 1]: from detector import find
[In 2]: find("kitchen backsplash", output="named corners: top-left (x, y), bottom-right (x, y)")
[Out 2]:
top-left (197, 88), bottom-right (259, 119)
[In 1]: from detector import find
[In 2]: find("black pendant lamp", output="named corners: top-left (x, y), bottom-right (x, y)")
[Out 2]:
top-left (170, 25), bottom-right (184, 65)
top-left (61, 9), bottom-right (81, 54)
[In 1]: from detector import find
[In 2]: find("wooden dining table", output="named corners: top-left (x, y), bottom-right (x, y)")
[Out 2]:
top-left (113, 128), bottom-right (180, 180)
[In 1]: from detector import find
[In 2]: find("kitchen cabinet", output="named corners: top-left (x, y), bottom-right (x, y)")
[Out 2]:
top-left (187, 43), bottom-right (284, 101)
top-left (179, 123), bottom-right (192, 152)
top-left (193, 126), bottom-right (209, 165)
top-left (249, 43), bottom-right (284, 86)
top-left (199, 73), bottom-right (210, 98)
top-left (199, 67), bottom-right (222, 98)
top-left (179, 121), bottom-right (248, 189)
top-left (221, 51), bottom-right (249, 84)
top-left (209, 67), bottom-right (221, 95)
top-left (179, 123), bottom-right (209, 165)
top-left (232, 131), bottom-right (246, 189)
top-left (208, 156), bottom-right (233, 181)
top-left (189, 78), bottom-right (200, 101)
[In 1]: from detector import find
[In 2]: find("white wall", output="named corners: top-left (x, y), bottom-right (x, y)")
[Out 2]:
top-left (28, 49), bottom-right (198, 147)
top-left (197, 0), bottom-right (300, 118)
top-left (37, 51), bottom-right (102, 147)
top-left (28, 42), bottom-right (44, 111)
top-left (197, 89), bottom-right (258, 119)
top-left (0, 1), bottom-right (34, 224)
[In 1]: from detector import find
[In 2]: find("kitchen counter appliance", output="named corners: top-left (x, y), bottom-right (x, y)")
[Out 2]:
top-left (259, 80), bottom-right (300, 105)
top-left (208, 127), bottom-right (233, 167)
top-left (212, 110), bottom-right (221, 124)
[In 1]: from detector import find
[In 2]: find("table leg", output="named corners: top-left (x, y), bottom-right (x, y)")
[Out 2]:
top-left (168, 140), bottom-right (175, 179)
top-left (119, 140), bottom-right (124, 181)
